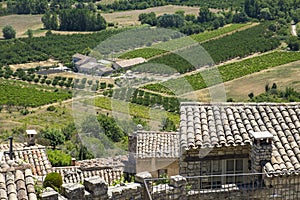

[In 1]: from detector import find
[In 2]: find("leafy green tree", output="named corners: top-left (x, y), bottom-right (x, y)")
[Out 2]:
top-left (198, 6), bottom-right (215, 23)
top-left (51, 13), bottom-right (59, 30)
top-left (78, 145), bottom-right (94, 160)
top-left (26, 29), bottom-right (33, 38)
top-left (62, 122), bottom-right (77, 140)
top-left (97, 114), bottom-right (125, 142)
top-left (42, 128), bottom-right (65, 149)
top-left (47, 149), bottom-right (71, 167)
top-left (138, 12), bottom-right (157, 26)
top-left (42, 12), bottom-right (52, 29)
top-left (287, 36), bottom-right (300, 51)
top-left (158, 14), bottom-right (184, 28)
top-left (2, 25), bottom-right (16, 39)
top-left (232, 11), bottom-right (249, 23)
top-left (161, 117), bottom-right (176, 131)
top-left (259, 7), bottom-right (272, 20)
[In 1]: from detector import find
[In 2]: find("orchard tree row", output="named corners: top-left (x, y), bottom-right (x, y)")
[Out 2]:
top-left (104, 87), bottom-right (180, 113)
top-left (0, 29), bottom-right (123, 66)
top-left (138, 23), bottom-right (280, 75)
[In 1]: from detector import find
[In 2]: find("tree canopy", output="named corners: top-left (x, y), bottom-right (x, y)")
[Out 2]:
top-left (41, 128), bottom-right (65, 149)
top-left (42, 9), bottom-right (107, 31)
top-left (2, 25), bottom-right (16, 39)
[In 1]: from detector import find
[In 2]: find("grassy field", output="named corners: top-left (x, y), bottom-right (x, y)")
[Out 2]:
top-left (102, 5), bottom-right (201, 26)
top-left (92, 96), bottom-right (180, 125)
top-left (180, 59), bottom-right (300, 102)
top-left (0, 14), bottom-right (44, 38)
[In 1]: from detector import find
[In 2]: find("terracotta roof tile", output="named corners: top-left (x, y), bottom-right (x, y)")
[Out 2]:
top-left (52, 166), bottom-right (123, 186)
top-left (0, 144), bottom-right (52, 176)
top-left (180, 102), bottom-right (300, 176)
top-left (0, 161), bottom-right (37, 200)
top-left (52, 156), bottom-right (127, 186)
top-left (134, 131), bottom-right (179, 158)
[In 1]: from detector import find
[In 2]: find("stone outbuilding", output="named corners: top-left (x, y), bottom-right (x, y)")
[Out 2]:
top-left (128, 130), bottom-right (180, 178)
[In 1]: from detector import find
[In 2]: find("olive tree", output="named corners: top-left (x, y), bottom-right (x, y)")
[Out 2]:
top-left (2, 25), bottom-right (16, 39)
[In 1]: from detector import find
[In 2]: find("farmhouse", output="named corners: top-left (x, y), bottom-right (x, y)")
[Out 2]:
top-left (72, 53), bottom-right (119, 76)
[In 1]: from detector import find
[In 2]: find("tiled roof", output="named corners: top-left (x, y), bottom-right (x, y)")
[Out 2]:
top-left (180, 102), bottom-right (300, 176)
top-left (135, 131), bottom-right (179, 158)
top-left (0, 143), bottom-right (52, 176)
top-left (0, 160), bottom-right (37, 200)
top-left (75, 156), bottom-right (127, 169)
top-left (52, 166), bottom-right (123, 186)
top-left (53, 156), bottom-right (127, 185)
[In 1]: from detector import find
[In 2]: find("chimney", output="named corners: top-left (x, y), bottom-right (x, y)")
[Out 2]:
top-left (71, 158), bottom-right (76, 166)
top-left (26, 130), bottom-right (37, 146)
top-left (250, 131), bottom-right (273, 173)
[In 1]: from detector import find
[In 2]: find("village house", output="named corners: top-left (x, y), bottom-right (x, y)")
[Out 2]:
top-left (177, 102), bottom-right (300, 199)
top-left (128, 130), bottom-right (179, 178)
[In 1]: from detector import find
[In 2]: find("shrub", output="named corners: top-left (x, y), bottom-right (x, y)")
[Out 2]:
top-left (47, 149), bottom-right (71, 167)
top-left (47, 105), bottom-right (56, 111)
top-left (43, 172), bottom-right (63, 191)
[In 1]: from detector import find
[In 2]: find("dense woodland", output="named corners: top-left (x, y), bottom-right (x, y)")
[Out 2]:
top-left (138, 7), bottom-right (249, 35)
top-left (98, 0), bottom-right (244, 11)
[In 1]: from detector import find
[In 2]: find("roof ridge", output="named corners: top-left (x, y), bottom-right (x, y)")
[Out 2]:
top-left (180, 102), bottom-right (300, 107)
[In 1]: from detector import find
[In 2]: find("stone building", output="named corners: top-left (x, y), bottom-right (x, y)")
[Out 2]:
top-left (179, 102), bottom-right (300, 193)
top-left (128, 130), bottom-right (180, 178)
top-left (52, 156), bottom-right (127, 185)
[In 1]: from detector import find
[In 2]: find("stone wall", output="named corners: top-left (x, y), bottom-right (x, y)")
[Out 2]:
top-left (137, 158), bottom-right (179, 178)
top-left (40, 171), bottom-right (300, 200)
top-left (250, 141), bottom-right (272, 173)
top-left (41, 173), bottom-right (146, 200)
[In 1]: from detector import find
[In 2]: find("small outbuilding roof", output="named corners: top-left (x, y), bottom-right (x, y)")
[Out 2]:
top-left (26, 130), bottom-right (37, 135)
top-left (134, 131), bottom-right (179, 159)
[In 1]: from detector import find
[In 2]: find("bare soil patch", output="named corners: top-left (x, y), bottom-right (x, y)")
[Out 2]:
top-left (102, 5), bottom-right (202, 26)
top-left (9, 60), bottom-right (59, 71)
top-left (0, 14), bottom-right (43, 38)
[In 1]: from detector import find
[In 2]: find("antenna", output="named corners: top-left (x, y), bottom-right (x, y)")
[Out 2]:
top-left (4, 136), bottom-right (14, 160)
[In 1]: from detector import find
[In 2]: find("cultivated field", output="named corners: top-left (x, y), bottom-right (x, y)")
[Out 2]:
top-left (102, 5), bottom-right (202, 26)
top-left (0, 14), bottom-right (44, 38)
top-left (9, 60), bottom-right (59, 71)
top-left (181, 60), bottom-right (300, 102)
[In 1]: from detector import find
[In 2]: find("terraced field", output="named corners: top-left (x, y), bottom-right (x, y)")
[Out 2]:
top-left (119, 23), bottom-right (251, 60)
top-left (142, 51), bottom-right (300, 95)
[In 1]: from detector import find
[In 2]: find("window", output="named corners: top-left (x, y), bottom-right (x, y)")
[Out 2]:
top-left (158, 169), bottom-right (168, 178)
top-left (200, 158), bottom-right (249, 187)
